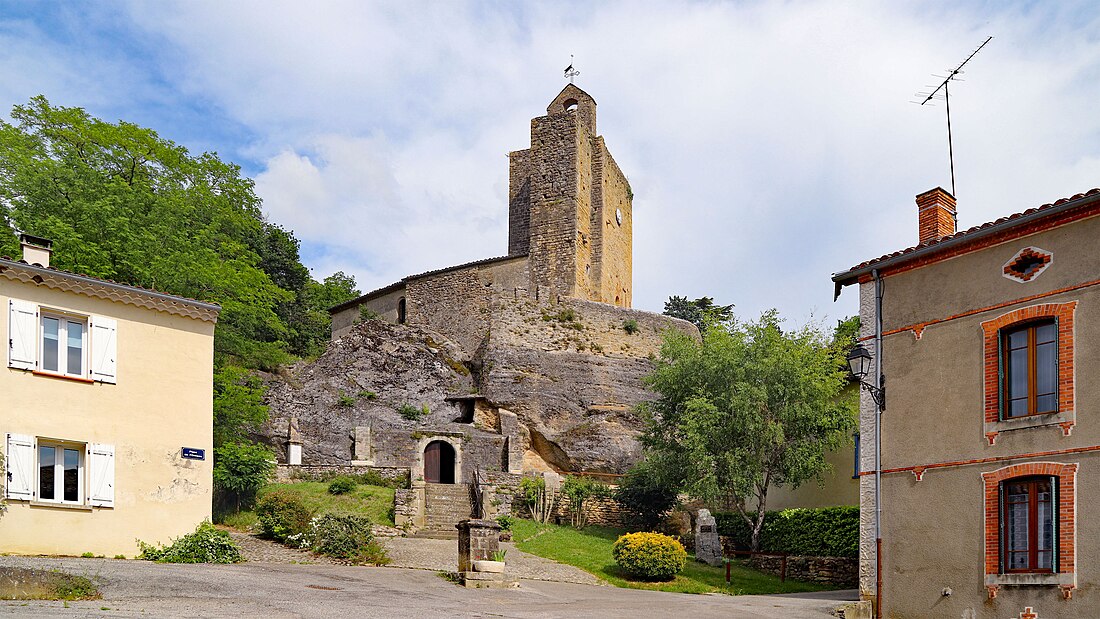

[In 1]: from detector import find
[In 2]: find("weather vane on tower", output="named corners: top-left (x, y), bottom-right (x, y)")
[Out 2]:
top-left (564, 55), bottom-right (580, 84)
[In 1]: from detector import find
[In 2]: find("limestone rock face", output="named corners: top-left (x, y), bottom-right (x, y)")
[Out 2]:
top-left (263, 298), bottom-right (697, 475)
top-left (260, 320), bottom-right (477, 465)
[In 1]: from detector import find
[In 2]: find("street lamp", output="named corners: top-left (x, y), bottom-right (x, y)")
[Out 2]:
top-left (847, 342), bottom-right (885, 410)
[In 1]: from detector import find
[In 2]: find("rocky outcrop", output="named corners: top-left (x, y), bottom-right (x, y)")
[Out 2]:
top-left (262, 297), bottom-right (697, 475)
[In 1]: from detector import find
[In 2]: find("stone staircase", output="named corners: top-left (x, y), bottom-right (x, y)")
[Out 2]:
top-left (415, 483), bottom-right (474, 539)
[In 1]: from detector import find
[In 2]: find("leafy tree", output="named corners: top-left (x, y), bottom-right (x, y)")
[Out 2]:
top-left (641, 309), bottom-right (856, 551)
top-left (831, 315), bottom-right (860, 357)
top-left (614, 457), bottom-right (680, 532)
top-left (0, 96), bottom-right (356, 366)
top-left (213, 365), bottom-right (270, 448)
top-left (662, 295), bottom-right (734, 332)
top-left (559, 475), bottom-right (609, 529)
top-left (213, 442), bottom-right (275, 512)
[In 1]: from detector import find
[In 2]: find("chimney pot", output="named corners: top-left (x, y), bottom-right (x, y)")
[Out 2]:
top-left (916, 187), bottom-right (957, 245)
top-left (19, 234), bottom-right (53, 268)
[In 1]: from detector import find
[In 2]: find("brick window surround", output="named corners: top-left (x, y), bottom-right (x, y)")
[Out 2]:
top-left (983, 462), bottom-right (1077, 596)
top-left (982, 302), bottom-right (1076, 443)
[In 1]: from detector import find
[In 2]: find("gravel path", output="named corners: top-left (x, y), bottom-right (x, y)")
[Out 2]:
top-left (226, 530), bottom-right (339, 565)
top-left (381, 537), bottom-right (605, 586)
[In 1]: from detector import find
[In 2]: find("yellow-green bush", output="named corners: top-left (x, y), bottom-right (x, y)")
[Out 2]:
top-left (612, 532), bottom-right (687, 581)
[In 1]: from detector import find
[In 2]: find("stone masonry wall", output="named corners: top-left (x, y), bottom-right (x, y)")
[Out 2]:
top-left (749, 554), bottom-right (859, 588)
top-left (527, 111), bottom-right (580, 302)
top-left (275, 464), bottom-right (409, 483)
top-left (508, 148), bottom-right (532, 256)
top-left (857, 280), bottom-right (878, 599)
top-left (597, 144), bottom-right (632, 307)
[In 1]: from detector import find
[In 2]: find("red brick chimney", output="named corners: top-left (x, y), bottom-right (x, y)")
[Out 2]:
top-left (916, 187), bottom-right (957, 244)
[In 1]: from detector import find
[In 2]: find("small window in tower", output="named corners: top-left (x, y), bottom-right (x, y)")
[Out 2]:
top-left (563, 98), bottom-right (578, 112)
top-left (397, 297), bottom-right (407, 324)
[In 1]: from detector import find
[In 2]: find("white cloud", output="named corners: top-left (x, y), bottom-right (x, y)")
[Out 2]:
top-left (7, 1), bottom-right (1100, 324)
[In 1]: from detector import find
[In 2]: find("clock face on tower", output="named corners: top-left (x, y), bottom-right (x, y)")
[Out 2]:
top-left (615, 208), bottom-right (623, 226)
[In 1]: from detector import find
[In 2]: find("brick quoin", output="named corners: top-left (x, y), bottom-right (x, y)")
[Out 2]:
top-left (981, 302), bottom-right (1076, 425)
top-left (982, 462), bottom-right (1077, 577)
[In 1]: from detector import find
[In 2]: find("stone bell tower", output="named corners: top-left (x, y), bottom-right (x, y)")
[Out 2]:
top-left (507, 84), bottom-right (633, 308)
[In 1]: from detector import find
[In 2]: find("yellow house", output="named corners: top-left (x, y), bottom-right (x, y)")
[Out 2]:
top-left (1, 235), bottom-right (219, 557)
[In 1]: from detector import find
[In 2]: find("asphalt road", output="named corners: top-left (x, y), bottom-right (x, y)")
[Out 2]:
top-left (1, 556), bottom-right (857, 618)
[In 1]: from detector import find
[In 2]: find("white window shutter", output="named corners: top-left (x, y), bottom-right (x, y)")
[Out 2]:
top-left (87, 443), bottom-right (115, 507)
top-left (89, 316), bottom-right (117, 383)
top-left (5, 433), bottom-right (35, 500)
top-left (8, 299), bottom-right (37, 371)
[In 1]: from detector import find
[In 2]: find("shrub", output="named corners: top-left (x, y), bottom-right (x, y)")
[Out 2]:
top-left (714, 506), bottom-right (859, 558)
top-left (327, 476), bottom-right (357, 495)
top-left (560, 475), bottom-right (610, 529)
top-left (213, 441), bottom-right (275, 513)
top-left (337, 392), bottom-right (356, 407)
top-left (623, 319), bottom-right (639, 335)
top-left (612, 532), bottom-right (687, 581)
top-left (614, 461), bottom-right (679, 532)
top-left (296, 514), bottom-right (390, 565)
top-left (137, 521), bottom-right (243, 564)
top-left (519, 476), bottom-right (556, 523)
top-left (358, 390), bottom-right (377, 400)
top-left (495, 514), bottom-right (515, 530)
top-left (398, 403), bottom-right (426, 421)
top-left (358, 306), bottom-right (381, 322)
top-left (255, 490), bottom-right (314, 542)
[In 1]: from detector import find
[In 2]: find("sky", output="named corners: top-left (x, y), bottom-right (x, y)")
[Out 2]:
top-left (3, 1), bottom-right (1100, 328)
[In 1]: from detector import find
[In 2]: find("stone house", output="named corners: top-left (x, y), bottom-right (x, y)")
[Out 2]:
top-left (266, 85), bottom-right (696, 533)
top-left (2, 234), bottom-right (219, 556)
top-left (833, 186), bottom-right (1100, 617)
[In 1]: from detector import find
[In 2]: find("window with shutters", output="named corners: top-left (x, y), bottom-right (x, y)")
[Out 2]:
top-left (6, 299), bottom-right (117, 384)
top-left (5, 433), bottom-right (114, 508)
top-left (981, 302), bottom-right (1075, 442)
top-left (982, 462), bottom-right (1077, 594)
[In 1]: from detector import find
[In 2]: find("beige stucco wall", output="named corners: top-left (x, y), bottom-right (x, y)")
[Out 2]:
top-left (0, 279), bottom-right (215, 557)
top-left (861, 213), bottom-right (1100, 617)
top-left (767, 443), bottom-right (858, 511)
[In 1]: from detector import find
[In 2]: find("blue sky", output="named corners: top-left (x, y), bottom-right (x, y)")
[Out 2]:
top-left (3, 1), bottom-right (1100, 327)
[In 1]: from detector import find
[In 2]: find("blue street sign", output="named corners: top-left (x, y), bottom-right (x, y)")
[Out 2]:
top-left (181, 447), bottom-right (206, 461)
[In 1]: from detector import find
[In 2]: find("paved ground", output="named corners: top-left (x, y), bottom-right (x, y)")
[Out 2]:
top-left (0, 555), bottom-right (856, 618)
top-left (383, 537), bottom-right (604, 586)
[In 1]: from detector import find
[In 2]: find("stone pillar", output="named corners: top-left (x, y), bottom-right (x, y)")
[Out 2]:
top-left (456, 519), bottom-right (502, 572)
top-left (695, 508), bottom-right (722, 566)
top-left (286, 417), bottom-right (303, 466)
top-left (352, 425), bottom-right (371, 464)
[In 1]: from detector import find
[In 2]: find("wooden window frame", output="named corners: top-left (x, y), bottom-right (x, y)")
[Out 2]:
top-left (1000, 319), bottom-right (1058, 419)
top-left (1001, 476), bottom-right (1056, 574)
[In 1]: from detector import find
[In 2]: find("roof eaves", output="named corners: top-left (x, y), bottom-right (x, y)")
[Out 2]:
top-left (832, 188), bottom-right (1100, 287)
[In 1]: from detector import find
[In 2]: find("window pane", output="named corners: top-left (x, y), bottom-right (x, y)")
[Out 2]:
top-left (1036, 394), bottom-right (1057, 414)
top-left (1035, 322), bottom-right (1056, 345)
top-left (63, 448), bottom-right (80, 502)
top-left (1006, 482), bottom-right (1029, 570)
top-left (1008, 398), bottom-right (1029, 418)
top-left (1008, 347), bottom-right (1028, 400)
top-left (1036, 341), bottom-right (1056, 395)
top-left (1007, 329), bottom-right (1028, 350)
top-left (42, 317), bottom-right (59, 372)
top-left (39, 446), bottom-right (56, 500)
top-left (66, 321), bottom-right (83, 376)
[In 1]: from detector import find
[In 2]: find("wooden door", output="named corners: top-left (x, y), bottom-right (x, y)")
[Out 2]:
top-left (424, 442), bottom-right (441, 483)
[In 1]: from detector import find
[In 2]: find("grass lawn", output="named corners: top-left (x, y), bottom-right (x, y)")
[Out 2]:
top-left (511, 519), bottom-right (831, 595)
top-left (219, 482), bottom-right (396, 529)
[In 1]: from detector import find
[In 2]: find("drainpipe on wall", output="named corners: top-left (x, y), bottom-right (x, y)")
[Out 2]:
top-left (873, 268), bottom-right (884, 617)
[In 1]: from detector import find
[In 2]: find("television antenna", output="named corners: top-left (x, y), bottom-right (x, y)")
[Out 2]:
top-left (914, 36), bottom-right (992, 197)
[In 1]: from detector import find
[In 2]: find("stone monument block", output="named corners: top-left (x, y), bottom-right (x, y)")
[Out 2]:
top-left (695, 508), bottom-right (723, 567)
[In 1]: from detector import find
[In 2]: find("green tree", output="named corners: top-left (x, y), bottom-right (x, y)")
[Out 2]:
top-left (213, 365), bottom-right (270, 448)
top-left (662, 295), bottom-right (734, 332)
top-left (213, 442), bottom-right (275, 513)
top-left (614, 457), bottom-right (680, 532)
top-left (641, 309), bottom-right (856, 551)
top-left (0, 96), bottom-right (357, 366)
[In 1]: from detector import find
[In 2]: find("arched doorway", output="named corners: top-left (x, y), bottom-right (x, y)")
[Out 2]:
top-left (423, 440), bottom-right (456, 484)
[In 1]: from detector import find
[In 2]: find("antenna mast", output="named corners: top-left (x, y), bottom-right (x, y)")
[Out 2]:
top-left (916, 36), bottom-right (992, 197)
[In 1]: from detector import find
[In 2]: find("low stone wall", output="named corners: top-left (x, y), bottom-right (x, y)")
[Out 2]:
top-left (275, 464), bottom-right (410, 483)
top-left (554, 495), bottom-right (625, 528)
top-left (747, 554), bottom-right (857, 587)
